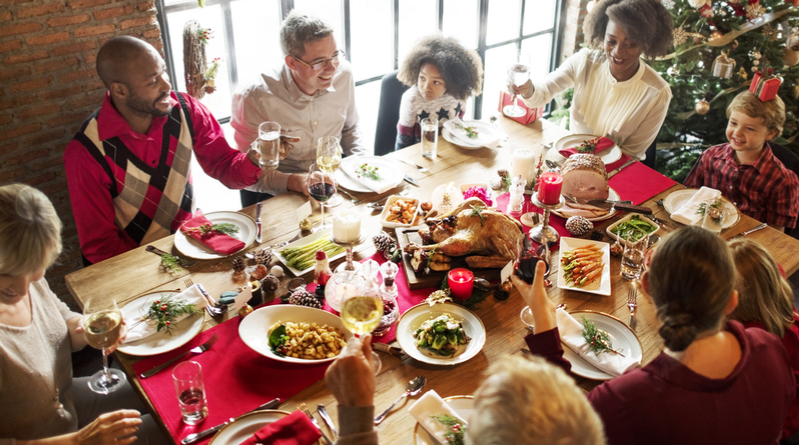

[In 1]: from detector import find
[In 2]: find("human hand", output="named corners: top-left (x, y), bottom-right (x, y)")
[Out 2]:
top-left (287, 173), bottom-right (310, 196)
top-left (73, 409), bottom-right (142, 445)
top-left (508, 79), bottom-right (533, 98)
top-left (325, 334), bottom-right (375, 407)
top-left (279, 133), bottom-right (301, 160)
top-left (75, 315), bottom-right (128, 354)
top-left (511, 260), bottom-right (557, 333)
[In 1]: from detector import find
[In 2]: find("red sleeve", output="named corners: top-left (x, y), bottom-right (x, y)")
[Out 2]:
top-left (181, 94), bottom-right (261, 190)
top-left (63, 139), bottom-right (139, 264)
top-left (524, 328), bottom-right (572, 374)
top-left (683, 152), bottom-right (707, 189)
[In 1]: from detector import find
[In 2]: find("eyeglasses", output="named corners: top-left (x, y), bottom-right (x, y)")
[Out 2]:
top-left (292, 50), bottom-right (344, 71)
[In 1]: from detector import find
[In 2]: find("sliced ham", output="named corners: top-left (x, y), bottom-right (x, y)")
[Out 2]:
top-left (560, 154), bottom-right (609, 206)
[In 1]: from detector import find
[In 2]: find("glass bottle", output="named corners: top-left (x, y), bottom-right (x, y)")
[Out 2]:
top-left (373, 262), bottom-right (399, 337)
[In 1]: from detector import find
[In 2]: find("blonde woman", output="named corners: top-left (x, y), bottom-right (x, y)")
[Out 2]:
top-left (729, 238), bottom-right (798, 440)
top-left (0, 184), bottom-right (166, 445)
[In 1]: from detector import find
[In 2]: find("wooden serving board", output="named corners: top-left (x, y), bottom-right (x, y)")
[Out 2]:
top-left (395, 226), bottom-right (502, 289)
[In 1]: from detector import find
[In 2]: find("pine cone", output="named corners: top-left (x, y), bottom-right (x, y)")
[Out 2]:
top-left (372, 233), bottom-right (396, 254)
top-left (288, 288), bottom-right (323, 309)
top-left (565, 216), bottom-right (593, 236)
top-left (590, 230), bottom-right (605, 241)
top-left (231, 256), bottom-right (246, 273)
top-left (254, 248), bottom-right (273, 266)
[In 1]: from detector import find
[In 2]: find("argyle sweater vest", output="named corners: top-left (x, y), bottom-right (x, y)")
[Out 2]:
top-left (73, 93), bottom-right (195, 246)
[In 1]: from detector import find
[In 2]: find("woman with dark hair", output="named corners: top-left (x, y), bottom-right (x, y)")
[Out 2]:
top-left (513, 0), bottom-right (673, 161)
top-left (395, 34), bottom-right (483, 150)
top-left (515, 226), bottom-right (795, 444)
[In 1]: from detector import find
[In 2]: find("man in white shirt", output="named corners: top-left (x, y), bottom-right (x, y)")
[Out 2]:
top-left (231, 11), bottom-right (365, 207)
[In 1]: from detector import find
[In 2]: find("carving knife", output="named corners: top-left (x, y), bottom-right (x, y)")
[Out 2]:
top-left (584, 199), bottom-right (653, 214)
top-left (256, 201), bottom-right (263, 244)
top-left (607, 158), bottom-right (636, 178)
top-left (181, 398), bottom-right (281, 444)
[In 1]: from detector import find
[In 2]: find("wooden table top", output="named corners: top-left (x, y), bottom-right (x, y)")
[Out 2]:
top-left (65, 117), bottom-right (799, 444)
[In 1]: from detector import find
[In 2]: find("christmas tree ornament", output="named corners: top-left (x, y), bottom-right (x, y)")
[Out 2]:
top-left (586, 0), bottom-right (597, 12)
top-left (712, 50), bottom-right (736, 78)
top-left (785, 29), bottom-right (799, 66)
top-left (695, 98), bottom-right (711, 115)
top-left (688, 0), bottom-right (711, 8)
top-left (745, 2), bottom-right (765, 20)
top-left (661, 0), bottom-right (674, 8)
top-left (749, 69), bottom-right (782, 101)
top-left (700, 4), bottom-right (713, 18)
top-left (667, 65), bottom-right (681, 77)
top-left (673, 27), bottom-right (688, 46)
top-left (792, 84), bottom-right (799, 99)
top-left (727, 0), bottom-right (741, 4)
top-left (739, 67), bottom-right (749, 80)
top-left (710, 30), bottom-right (724, 40)
top-left (762, 25), bottom-right (778, 42)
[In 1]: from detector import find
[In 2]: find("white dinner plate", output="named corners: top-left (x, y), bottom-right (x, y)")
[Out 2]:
top-left (552, 188), bottom-right (620, 222)
top-left (557, 237), bottom-right (611, 296)
top-left (396, 303), bottom-right (486, 366)
top-left (663, 189), bottom-right (740, 229)
top-left (238, 305), bottom-right (353, 364)
top-left (335, 156), bottom-right (404, 193)
top-left (117, 292), bottom-right (205, 356)
top-left (174, 211), bottom-right (256, 260)
top-left (209, 410), bottom-right (291, 445)
top-left (442, 120), bottom-right (501, 149)
top-left (562, 311), bottom-right (643, 380)
top-left (413, 396), bottom-right (474, 445)
top-left (275, 228), bottom-right (370, 276)
top-left (552, 133), bottom-right (623, 165)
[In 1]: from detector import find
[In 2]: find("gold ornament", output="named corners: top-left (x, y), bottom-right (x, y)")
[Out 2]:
top-left (673, 28), bottom-right (688, 46)
top-left (746, 2), bottom-right (765, 20)
top-left (695, 98), bottom-right (710, 115)
top-left (762, 25), bottom-right (778, 42)
top-left (710, 30), bottom-right (724, 40)
top-left (238, 304), bottom-right (254, 318)
top-left (792, 84), bottom-right (799, 99)
top-left (739, 67), bottom-right (748, 80)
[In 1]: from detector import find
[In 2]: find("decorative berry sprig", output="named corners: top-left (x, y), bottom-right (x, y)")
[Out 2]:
top-left (454, 122), bottom-right (479, 139)
top-left (144, 294), bottom-right (202, 335)
top-left (355, 163), bottom-right (382, 181)
top-left (197, 27), bottom-right (213, 44)
top-left (696, 198), bottom-right (725, 223)
top-left (185, 222), bottom-right (240, 237)
top-left (205, 57), bottom-right (222, 80)
top-left (576, 136), bottom-right (602, 153)
top-left (430, 414), bottom-right (466, 445)
top-left (581, 316), bottom-right (624, 356)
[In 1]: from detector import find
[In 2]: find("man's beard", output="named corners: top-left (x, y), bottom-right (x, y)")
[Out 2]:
top-left (127, 90), bottom-right (172, 118)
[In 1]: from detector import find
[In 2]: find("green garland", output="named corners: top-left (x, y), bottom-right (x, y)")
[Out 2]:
top-left (144, 294), bottom-right (202, 335)
top-left (159, 254), bottom-right (182, 275)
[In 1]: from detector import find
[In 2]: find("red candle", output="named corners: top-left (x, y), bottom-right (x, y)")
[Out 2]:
top-left (447, 268), bottom-right (474, 301)
top-left (537, 171), bottom-right (563, 205)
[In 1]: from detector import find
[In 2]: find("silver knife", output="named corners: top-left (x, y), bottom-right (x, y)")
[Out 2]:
top-left (403, 175), bottom-right (420, 187)
top-left (317, 404), bottom-right (338, 438)
top-left (607, 158), bottom-right (636, 178)
top-left (255, 201), bottom-right (263, 244)
top-left (181, 398), bottom-right (281, 444)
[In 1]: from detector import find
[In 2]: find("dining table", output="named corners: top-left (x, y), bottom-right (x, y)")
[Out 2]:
top-left (65, 116), bottom-right (800, 445)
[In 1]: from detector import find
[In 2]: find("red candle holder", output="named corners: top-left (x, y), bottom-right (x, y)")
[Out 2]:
top-left (537, 171), bottom-right (563, 205)
top-left (447, 268), bottom-right (474, 301)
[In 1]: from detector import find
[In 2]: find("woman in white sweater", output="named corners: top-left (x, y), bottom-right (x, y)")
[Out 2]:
top-left (513, 0), bottom-right (673, 162)
top-left (0, 184), bottom-right (165, 445)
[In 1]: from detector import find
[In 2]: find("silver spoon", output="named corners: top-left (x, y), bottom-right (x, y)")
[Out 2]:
top-left (374, 375), bottom-right (426, 425)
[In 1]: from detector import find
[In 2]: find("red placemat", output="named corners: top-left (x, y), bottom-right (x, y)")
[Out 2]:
top-left (132, 319), bottom-right (330, 444)
top-left (607, 155), bottom-right (676, 205)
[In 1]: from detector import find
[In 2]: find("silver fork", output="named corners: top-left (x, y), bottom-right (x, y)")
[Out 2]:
top-left (140, 333), bottom-right (219, 379)
top-left (184, 278), bottom-right (225, 316)
top-left (298, 403), bottom-right (333, 445)
top-left (627, 287), bottom-right (637, 325)
top-left (397, 158), bottom-right (430, 173)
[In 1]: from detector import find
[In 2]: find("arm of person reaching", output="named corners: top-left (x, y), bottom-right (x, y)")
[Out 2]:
top-left (511, 261), bottom-right (573, 375)
top-left (13, 410), bottom-right (143, 445)
top-left (617, 87), bottom-right (672, 160)
top-left (63, 140), bottom-right (140, 264)
top-left (514, 49), bottom-right (583, 108)
top-left (325, 335), bottom-right (379, 445)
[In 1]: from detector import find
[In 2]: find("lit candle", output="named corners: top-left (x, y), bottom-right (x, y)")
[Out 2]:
top-left (333, 210), bottom-right (361, 243)
top-left (537, 171), bottom-right (563, 205)
top-left (510, 149), bottom-right (536, 185)
top-left (447, 268), bottom-right (474, 301)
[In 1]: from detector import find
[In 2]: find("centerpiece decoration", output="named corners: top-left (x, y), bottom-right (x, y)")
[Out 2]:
top-left (141, 295), bottom-right (202, 335)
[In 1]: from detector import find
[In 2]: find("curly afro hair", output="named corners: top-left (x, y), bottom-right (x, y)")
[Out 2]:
top-left (397, 34), bottom-right (484, 101)
top-left (583, 0), bottom-right (673, 59)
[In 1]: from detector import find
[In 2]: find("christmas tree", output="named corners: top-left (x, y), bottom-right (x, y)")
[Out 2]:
top-left (651, 0), bottom-right (798, 181)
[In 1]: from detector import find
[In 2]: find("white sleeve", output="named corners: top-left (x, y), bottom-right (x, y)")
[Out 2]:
top-left (618, 86), bottom-right (672, 160)
top-left (523, 50), bottom-right (585, 108)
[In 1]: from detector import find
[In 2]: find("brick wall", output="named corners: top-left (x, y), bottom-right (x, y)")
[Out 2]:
top-left (560, 0), bottom-right (589, 61)
top-left (0, 0), bottom-right (162, 308)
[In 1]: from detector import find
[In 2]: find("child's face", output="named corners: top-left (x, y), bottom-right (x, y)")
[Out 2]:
top-left (418, 63), bottom-right (446, 101)
top-left (726, 110), bottom-right (778, 155)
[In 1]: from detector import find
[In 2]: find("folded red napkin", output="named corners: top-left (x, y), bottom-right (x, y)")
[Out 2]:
top-left (558, 136), bottom-right (614, 158)
top-left (237, 410), bottom-right (320, 445)
top-left (180, 211), bottom-right (245, 255)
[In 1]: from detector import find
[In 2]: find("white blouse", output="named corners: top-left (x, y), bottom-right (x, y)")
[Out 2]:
top-left (524, 48), bottom-right (672, 160)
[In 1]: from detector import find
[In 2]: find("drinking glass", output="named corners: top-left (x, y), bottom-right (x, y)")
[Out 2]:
top-left (172, 361), bottom-right (208, 425)
top-left (82, 298), bottom-right (126, 394)
top-left (308, 163), bottom-right (336, 231)
top-left (254, 121), bottom-right (281, 170)
top-left (516, 244), bottom-right (551, 327)
top-left (621, 230), bottom-right (649, 281)
top-left (317, 136), bottom-right (344, 207)
top-left (420, 117), bottom-right (438, 159)
top-left (340, 291), bottom-right (383, 375)
top-left (504, 53), bottom-right (531, 118)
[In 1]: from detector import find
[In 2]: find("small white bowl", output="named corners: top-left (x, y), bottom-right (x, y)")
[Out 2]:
top-left (606, 214), bottom-right (660, 246)
top-left (459, 183), bottom-right (496, 208)
top-left (380, 195), bottom-right (420, 228)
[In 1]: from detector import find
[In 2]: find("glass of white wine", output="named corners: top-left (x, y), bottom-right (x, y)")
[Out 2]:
top-left (504, 52), bottom-right (531, 118)
top-left (82, 298), bottom-right (127, 394)
top-left (317, 136), bottom-right (343, 207)
top-left (340, 292), bottom-right (383, 375)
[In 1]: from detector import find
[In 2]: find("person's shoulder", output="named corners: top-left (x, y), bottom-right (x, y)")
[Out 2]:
top-left (234, 66), bottom-right (285, 97)
top-left (641, 63), bottom-right (670, 92)
top-left (703, 143), bottom-right (731, 157)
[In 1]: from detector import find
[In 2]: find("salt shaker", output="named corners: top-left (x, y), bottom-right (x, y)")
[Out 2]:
top-left (508, 175), bottom-right (526, 216)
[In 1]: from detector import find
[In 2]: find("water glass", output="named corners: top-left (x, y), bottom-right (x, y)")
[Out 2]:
top-left (254, 121), bottom-right (281, 170)
top-left (173, 361), bottom-right (208, 425)
top-left (420, 117), bottom-right (438, 159)
top-left (621, 232), bottom-right (649, 281)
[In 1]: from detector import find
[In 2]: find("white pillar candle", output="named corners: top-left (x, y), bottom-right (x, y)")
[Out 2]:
top-left (510, 149), bottom-right (536, 185)
top-left (333, 210), bottom-right (361, 243)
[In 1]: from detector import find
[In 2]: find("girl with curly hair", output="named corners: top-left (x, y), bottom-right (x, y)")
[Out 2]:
top-left (513, 0), bottom-right (673, 162)
top-left (395, 34), bottom-right (483, 150)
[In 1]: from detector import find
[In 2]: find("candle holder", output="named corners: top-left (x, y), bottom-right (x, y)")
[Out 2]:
top-left (330, 234), bottom-right (367, 273)
top-left (528, 195), bottom-right (564, 245)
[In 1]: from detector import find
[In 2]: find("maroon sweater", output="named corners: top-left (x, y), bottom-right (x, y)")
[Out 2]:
top-left (526, 321), bottom-right (795, 445)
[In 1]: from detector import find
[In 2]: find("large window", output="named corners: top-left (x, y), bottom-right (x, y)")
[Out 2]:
top-left (157, 0), bottom-right (565, 150)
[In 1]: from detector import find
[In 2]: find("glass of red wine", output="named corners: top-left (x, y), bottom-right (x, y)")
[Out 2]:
top-left (516, 243), bottom-right (551, 328)
top-left (308, 163), bottom-right (336, 231)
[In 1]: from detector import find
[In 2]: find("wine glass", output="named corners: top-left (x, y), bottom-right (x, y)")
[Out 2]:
top-left (308, 163), bottom-right (336, 231)
top-left (504, 53), bottom-right (531, 118)
top-left (316, 136), bottom-right (344, 207)
top-left (340, 291), bottom-right (383, 375)
top-left (516, 244), bottom-right (551, 328)
top-left (83, 298), bottom-right (127, 394)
